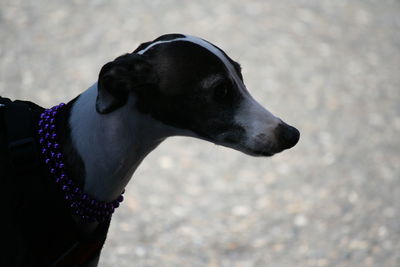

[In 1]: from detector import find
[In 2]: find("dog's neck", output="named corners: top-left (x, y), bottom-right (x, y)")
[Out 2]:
top-left (68, 83), bottom-right (175, 202)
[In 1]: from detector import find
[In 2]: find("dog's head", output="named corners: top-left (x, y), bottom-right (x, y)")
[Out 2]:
top-left (96, 34), bottom-right (299, 156)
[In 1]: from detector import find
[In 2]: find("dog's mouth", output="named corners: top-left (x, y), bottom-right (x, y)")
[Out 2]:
top-left (241, 148), bottom-right (276, 157)
top-left (185, 124), bottom-right (298, 158)
top-left (231, 142), bottom-right (285, 157)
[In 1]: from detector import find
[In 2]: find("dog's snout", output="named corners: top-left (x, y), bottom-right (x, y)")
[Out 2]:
top-left (275, 122), bottom-right (300, 150)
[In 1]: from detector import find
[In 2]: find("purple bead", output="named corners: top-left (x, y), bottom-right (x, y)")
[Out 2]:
top-left (82, 194), bottom-right (88, 201)
top-left (75, 209), bottom-right (82, 215)
top-left (54, 143), bottom-right (59, 149)
top-left (59, 163), bottom-right (65, 169)
top-left (45, 158), bottom-right (50, 164)
top-left (62, 185), bottom-right (69, 191)
top-left (71, 202), bottom-right (78, 208)
top-left (60, 173), bottom-right (66, 179)
top-left (44, 124), bottom-right (49, 129)
top-left (39, 138), bottom-right (45, 144)
top-left (57, 153), bottom-right (62, 159)
top-left (52, 133), bottom-right (57, 139)
top-left (47, 142), bottom-right (52, 148)
top-left (41, 148), bottom-right (47, 154)
top-left (45, 133), bottom-right (50, 139)
top-left (113, 202), bottom-right (120, 208)
top-left (56, 175), bottom-right (65, 183)
top-left (50, 125), bottom-right (56, 131)
top-left (50, 118), bottom-right (55, 124)
top-left (74, 188), bottom-right (82, 194)
top-left (50, 168), bottom-right (56, 174)
top-left (117, 195), bottom-right (124, 202)
top-left (38, 129), bottom-right (44, 135)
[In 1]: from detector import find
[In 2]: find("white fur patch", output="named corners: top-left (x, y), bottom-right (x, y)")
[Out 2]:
top-left (69, 83), bottom-right (189, 201)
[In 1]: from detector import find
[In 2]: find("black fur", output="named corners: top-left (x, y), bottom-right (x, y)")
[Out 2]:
top-left (57, 97), bottom-right (86, 187)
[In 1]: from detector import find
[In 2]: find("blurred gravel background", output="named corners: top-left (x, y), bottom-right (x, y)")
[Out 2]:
top-left (1, 0), bottom-right (400, 266)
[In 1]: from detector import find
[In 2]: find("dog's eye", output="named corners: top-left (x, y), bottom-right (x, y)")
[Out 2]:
top-left (213, 83), bottom-right (229, 102)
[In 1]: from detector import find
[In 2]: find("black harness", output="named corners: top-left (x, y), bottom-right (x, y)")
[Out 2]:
top-left (0, 97), bottom-right (109, 267)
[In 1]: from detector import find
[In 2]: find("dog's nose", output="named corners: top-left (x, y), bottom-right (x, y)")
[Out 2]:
top-left (275, 121), bottom-right (300, 150)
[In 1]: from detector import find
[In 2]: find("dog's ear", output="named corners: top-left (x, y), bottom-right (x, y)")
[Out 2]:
top-left (96, 53), bottom-right (157, 114)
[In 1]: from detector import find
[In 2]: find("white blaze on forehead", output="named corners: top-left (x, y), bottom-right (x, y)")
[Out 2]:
top-left (136, 35), bottom-right (245, 90)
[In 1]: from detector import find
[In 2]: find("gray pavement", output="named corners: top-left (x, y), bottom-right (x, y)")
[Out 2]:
top-left (1, 0), bottom-right (399, 266)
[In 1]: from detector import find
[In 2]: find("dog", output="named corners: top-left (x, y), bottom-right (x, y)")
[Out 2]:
top-left (0, 33), bottom-right (299, 267)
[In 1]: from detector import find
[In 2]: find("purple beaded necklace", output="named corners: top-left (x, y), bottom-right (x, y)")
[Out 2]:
top-left (38, 103), bottom-right (124, 222)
